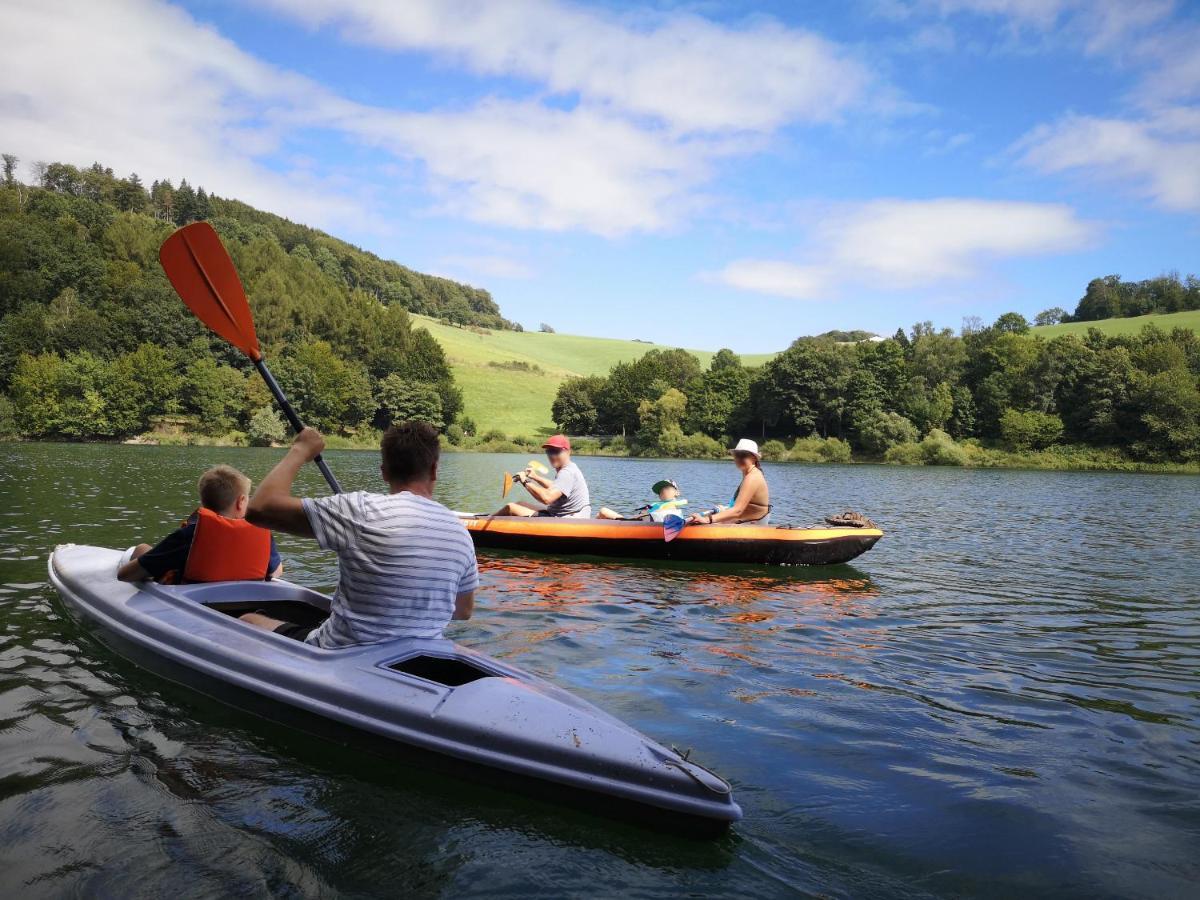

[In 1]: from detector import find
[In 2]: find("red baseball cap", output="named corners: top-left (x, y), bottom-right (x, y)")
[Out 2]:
top-left (542, 434), bottom-right (571, 451)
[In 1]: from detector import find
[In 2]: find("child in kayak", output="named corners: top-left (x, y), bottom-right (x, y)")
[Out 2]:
top-left (117, 464), bottom-right (282, 583)
top-left (598, 479), bottom-right (689, 522)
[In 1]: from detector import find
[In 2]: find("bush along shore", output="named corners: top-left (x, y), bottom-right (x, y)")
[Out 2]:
top-left (15, 420), bottom-right (1193, 475)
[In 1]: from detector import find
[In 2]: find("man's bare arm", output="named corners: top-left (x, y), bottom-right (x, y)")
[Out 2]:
top-left (453, 590), bottom-right (475, 620)
top-left (246, 428), bottom-right (326, 538)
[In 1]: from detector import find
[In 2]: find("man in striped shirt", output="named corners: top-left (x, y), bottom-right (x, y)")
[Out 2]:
top-left (240, 422), bottom-right (477, 648)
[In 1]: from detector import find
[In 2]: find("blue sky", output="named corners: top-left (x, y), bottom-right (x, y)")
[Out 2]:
top-left (3, 0), bottom-right (1198, 352)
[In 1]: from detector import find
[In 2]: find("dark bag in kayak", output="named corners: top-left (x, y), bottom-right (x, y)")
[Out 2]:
top-left (824, 510), bottom-right (878, 529)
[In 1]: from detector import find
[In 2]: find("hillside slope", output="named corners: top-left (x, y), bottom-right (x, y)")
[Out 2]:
top-left (1034, 309), bottom-right (1200, 339)
top-left (412, 316), bottom-right (775, 434)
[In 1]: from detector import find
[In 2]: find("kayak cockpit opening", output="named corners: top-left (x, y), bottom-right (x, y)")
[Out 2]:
top-left (387, 653), bottom-right (496, 687)
top-left (206, 599), bottom-right (328, 630)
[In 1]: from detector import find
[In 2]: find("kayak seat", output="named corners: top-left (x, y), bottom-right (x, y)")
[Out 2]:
top-left (206, 599), bottom-right (329, 630)
top-left (388, 654), bottom-right (495, 687)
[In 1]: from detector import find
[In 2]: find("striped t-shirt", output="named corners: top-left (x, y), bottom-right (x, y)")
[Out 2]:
top-left (301, 490), bottom-right (479, 649)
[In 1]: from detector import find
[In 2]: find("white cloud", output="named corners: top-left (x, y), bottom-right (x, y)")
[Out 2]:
top-left (910, 0), bottom-right (1174, 40)
top-left (256, 0), bottom-right (873, 134)
top-left (0, 0), bottom-right (774, 237)
top-left (711, 199), bottom-right (1097, 299)
top-left (899, 0), bottom-right (1192, 102)
top-left (2, 0), bottom-right (893, 238)
top-left (1016, 111), bottom-right (1200, 212)
top-left (714, 260), bottom-right (830, 300)
top-left (341, 100), bottom-right (735, 235)
top-left (0, 0), bottom-right (371, 231)
top-left (928, 0), bottom-right (1073, 29)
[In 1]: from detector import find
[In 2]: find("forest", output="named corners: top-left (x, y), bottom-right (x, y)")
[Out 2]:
top-left (552, 313), bottom-right (1200, 466)
top-left (0, 156), bottom-right (500, 443)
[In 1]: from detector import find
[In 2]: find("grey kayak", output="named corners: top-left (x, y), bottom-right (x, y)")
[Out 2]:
top-left (48, 544), bottom-right (742, 829)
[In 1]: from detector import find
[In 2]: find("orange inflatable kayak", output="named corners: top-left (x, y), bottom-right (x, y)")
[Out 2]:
top-left (459, 516), bottom-right (882, 566)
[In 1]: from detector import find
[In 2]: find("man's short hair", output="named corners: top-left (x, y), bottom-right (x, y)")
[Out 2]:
top-left (198, 465), bottom-right (252, 512)
top-left (382, 421), bottom-right (440, 483)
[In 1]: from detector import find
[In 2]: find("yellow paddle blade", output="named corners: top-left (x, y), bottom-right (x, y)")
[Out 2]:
top-left (526, 460), bottom-right (549, 475)
top-left (502, 472), bottom-right (514, 498)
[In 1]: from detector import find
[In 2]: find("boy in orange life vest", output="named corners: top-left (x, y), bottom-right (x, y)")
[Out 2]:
top-left (117, 465), bottom-right (282, 583)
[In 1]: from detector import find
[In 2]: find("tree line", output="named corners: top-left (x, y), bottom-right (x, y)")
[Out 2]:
top-left (0, 156), bottom-right (475, 442)
top-left (1036, 272), bottom-right (1200, 325)
top-left (553, 312), bottom-right (1200, 464)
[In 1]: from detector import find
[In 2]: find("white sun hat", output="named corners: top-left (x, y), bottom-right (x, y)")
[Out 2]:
top-left (730, 438), bottom-right (760, 459)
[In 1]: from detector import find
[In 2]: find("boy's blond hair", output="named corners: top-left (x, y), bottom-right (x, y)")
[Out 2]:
top-left (197, 465), bottom-right (252, 513)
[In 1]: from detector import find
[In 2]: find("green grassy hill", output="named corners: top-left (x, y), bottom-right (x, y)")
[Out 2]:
top-left (1034, 309), bottom-right (1200, 339)
top-left (412, 316), bottom-right (775, 434)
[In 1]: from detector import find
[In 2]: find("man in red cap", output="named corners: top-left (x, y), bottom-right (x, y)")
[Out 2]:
top-left (494, 434), bottom-right (592, 518)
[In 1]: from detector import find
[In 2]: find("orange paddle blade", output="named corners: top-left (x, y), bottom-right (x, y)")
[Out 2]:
top-left (159, 222), bottom-right (261, 360)
top-left (502, 472), bottom-right (514, 498)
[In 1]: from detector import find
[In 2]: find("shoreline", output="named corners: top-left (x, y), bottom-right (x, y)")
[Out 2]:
top-left (5, 435), bottom-right (1198, 476)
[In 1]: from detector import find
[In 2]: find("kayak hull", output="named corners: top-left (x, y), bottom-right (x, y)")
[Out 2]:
top-left (463, 517), bottom-right (882, 566)
top-left (48, 545), bottom-right (741, 830)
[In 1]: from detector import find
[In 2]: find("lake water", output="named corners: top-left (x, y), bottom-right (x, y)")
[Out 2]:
top-left (1, 443), bottom-right (1198, 898)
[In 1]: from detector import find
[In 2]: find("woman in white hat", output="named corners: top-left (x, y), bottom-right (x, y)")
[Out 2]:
top-left (688, 438), bottom-right (771, 526)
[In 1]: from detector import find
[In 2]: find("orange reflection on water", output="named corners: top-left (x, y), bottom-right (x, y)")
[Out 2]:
top-left (476, 553), bottom-right (892, 689)
top-left (478, 554), bottom-right (879, 618)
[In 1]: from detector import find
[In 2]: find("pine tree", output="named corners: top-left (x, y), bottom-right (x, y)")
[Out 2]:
top-left (174, 179), bottom-right (197, 225)
top-left (194, 186), bottom-right (212, 220)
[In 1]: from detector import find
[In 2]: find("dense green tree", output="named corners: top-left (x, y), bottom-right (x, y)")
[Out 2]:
top-left (858, 339), bottom-right (907, 409)
top-left (113, 174), bottom-right (147, 213)
top-left (596, 349), bottom-right (701, 435)
top-left (909, 326), bottom-right (966, 388)
top-left (1035, 307), bottom-right (1068, 326)
top-left (1132, 367), bottom-right (1200, 460)
top-left (948, 384), bottom-right (977, 438)
top-left (102, 344), bottom-right (180, 436)
top-left (173, 179), bottom-right (197, 225)
top-left (247, 407), bottom-right (287, 446)
top-left (748, 339), bottom-right (857, 438)
top-left (10, 352), bottom-right (70, 436)
top-left (0, 305), bottom-right (50, 382)
top-left (0, 393), bottom-right (15, 436)
top-left (999, 408), bottom-right (1064, 450)
top-left (273, 341), bottom-right (374, 434)
top-left (684, 350), bottom-right (751, 439)
top-left (993, 312), bottom-right (1030, 334)
top-left (376, 375), bottom-right (444, 429)
top-left (635, 387), bottom-right (688, 456)
top-left (552, 375), bottom-right (605, 433)
top-left (854, 409), bottom-right (919, 455)
top-left (183, 357), bottom-right (246, 434)
top-left (927, 381), bottom-right (954, 431)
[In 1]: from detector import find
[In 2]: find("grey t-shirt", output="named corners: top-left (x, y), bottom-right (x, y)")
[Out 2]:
top-left (543, 461), bottom-right (591, 518)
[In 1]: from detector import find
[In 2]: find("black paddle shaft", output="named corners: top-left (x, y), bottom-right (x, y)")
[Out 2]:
top-left (253, 358), bottom-right (343, 494)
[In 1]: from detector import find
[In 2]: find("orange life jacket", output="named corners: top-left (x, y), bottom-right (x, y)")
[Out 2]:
top-left (181, 507), bottom-right (272, 583)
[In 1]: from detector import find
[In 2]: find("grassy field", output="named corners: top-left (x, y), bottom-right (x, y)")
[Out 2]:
top-left (412, 315), bottom-right (775, 434)
top-left (1033, 309), bottom-right (1200, 339)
